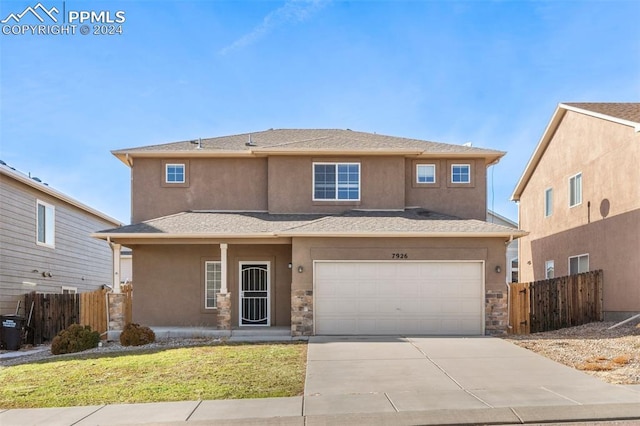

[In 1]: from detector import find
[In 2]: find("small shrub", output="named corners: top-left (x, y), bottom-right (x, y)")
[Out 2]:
top-left (577, 361), bottom-right (613, 371)
top-left (612, 355), bottom-right (632, 365)
top-left (120, 323), bottom-right (155, 346)
top-left (51, 324), bottom-right (100, 355)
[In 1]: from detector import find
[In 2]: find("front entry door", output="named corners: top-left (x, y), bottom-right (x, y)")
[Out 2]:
top-left (239, 262), bottom-right (270, 326)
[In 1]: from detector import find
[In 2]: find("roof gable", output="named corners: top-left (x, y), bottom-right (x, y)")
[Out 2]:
top-left (112, 129), bottom-right (505, 166)
top-left (512, 103), bottom-right (640, 201)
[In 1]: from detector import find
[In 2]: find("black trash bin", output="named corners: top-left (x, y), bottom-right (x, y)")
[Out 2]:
top-left (1, 315), bottom-right (25, 351)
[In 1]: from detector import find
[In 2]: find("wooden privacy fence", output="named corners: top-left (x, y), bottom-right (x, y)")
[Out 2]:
top-left (24, 285), bottom-right (133, 344)
top-left (509, 270), bottom-right (603, 334)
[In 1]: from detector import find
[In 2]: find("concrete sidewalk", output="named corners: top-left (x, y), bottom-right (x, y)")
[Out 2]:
top-left (3, 397), bottom-right (640, 425)
top-left (2, 336), bottom-right (640, 425)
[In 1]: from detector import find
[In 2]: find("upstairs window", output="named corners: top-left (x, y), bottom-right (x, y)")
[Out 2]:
top-left (166, 164), bottom-right (185, 183)
top-left (313, 163), bottom-right (360, 201)
top-left (569, 254), bottom-right (589, 275)
top-left (451, 164), bottom-right (470, 183)
top-left (36, 200), bottom-right (55, 247)
top-left (569, 173), bottom-right (582, 207)
top-left (416, 164), bottom-right (436, 183)
top-left (545, 188), bottom-right (553, 217)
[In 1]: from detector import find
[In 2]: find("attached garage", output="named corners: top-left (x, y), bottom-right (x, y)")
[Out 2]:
top-left (314, 261), bottom-right (484, 335)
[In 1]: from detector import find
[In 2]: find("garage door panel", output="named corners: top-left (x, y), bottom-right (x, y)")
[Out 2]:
top-left (315, 261), bottom-right (483, 335)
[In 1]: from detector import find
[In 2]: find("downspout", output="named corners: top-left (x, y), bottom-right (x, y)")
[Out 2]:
top-left (506, 234), bottom-right (515, 333)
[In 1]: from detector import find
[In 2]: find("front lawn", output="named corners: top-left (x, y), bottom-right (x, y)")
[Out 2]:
top-left (0, 342), bottom-right (307, 408)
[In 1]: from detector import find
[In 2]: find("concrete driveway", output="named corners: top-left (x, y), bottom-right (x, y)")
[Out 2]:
top-left (304, 336), bottom-right (640, 416)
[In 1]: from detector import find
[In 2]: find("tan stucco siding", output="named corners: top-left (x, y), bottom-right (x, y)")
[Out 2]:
top-left (131, 158), bottom-right (268, 223)
top-left (518, 110), bottom-right (640, 314)
top-left (131, 244), bottom-right (291, 327)
top-left (291, 237), bottom-right (507, 295)
top-left (405, 158), bottom-right (487, 220)
top-left (524, 209), bottom-right (640, 313)
top-left (267, 156), bottom-right (405, 213)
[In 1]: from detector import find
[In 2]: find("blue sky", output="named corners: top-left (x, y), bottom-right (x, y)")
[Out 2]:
top-left (1, 0), bottom-right (638, 224)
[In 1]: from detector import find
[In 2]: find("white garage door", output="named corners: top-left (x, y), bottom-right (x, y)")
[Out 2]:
top-left (314, 261), bottom-right (484, 335)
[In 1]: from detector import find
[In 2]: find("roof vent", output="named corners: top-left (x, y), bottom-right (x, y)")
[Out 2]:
top-left (245, 134), bottom-right (256, 147)
top-left (190, 138), bottom-right (203, 149)
top-left (32, 177), bottom-right (42, 183)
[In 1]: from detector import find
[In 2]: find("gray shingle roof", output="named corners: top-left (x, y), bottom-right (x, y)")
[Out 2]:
top-left (95, 209), bottom-right (525, 238)
top-left (113, 129), bottom-right (504, 157)
top-left (563, 103), bottom-right (640, 124)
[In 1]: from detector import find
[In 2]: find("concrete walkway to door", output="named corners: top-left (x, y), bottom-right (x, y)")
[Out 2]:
top-left (304, 335), bottom-right (640, 421)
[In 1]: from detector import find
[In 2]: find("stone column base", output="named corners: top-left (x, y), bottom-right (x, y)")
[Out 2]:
top-left (217, 292), bottom-right (232, 330)
top-left (486, 289), bottom-right (508, 335)
top-left (291, 289), bottom-right (313, 336)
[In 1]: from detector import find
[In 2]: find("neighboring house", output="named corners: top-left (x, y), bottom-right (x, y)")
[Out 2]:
top-left (486, 210), bottom-right (518, 283)
top-left (512, 103), bottom-right (640, 321)
top-left (0, 162), bottom-right (122, 315)
top-left (93, 129), bottom-right (525, 336)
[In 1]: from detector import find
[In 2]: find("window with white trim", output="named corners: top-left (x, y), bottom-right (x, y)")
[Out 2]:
top-left (36, 200), bottom-right (55, 247)
top-left (510, 257), bottom-right (519, 283)
top-left (165, 163), bottom-right (185, 183)
top-left (416, 164), bottom-right (436, 183)
top-left (313, 163), bottom-right (360, 201)
top-left (569, 254), bottom-right (589, 275)
top-left (62, 286), bottom-right (77, 294)
top-left (545, 188), bottom-right (553, 217)
top-left (205, 261), bottom-right (222, 309)
top-left (545, 260), bottom-right (554, 279)
top-left (569, 173), bottom-right (582, 207)
top-left (451, 164), bottom-right (470, 183)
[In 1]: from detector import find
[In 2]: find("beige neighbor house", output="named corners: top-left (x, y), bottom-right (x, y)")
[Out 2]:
top-left (93, 129), bottom-right (525, 336)
top-left (512, 103), bottom-right (640, 321)
top-left (0, 162), bottom-right (122, 315)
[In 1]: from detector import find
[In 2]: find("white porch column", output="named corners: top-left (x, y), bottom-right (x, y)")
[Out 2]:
top-left (220, 243), bottom-right (228, 294)
top-left (111, 243), bottom-right (122, 294)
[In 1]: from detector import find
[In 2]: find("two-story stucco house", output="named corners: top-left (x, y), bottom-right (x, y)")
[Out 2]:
top-left (0, 162), bottom-right (122, 315)
top-left (94, 129), bottom-right (525, 336)
top-left (512, 103), bottom-right (640, 321)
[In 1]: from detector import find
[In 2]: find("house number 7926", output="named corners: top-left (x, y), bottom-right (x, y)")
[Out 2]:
top-left (392, 253), bottom-right (408, 259)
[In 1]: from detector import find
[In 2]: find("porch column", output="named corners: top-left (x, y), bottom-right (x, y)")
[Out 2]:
top-left (217, 243), bottom-right (231, 331)
top-left (220, 243), bottom-right (228, 294)
top-left (111, 242), bottom-right (122, 294)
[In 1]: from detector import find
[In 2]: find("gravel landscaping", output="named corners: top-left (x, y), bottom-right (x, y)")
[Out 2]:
top-left (505, 321), bottom-right (640, 384)
top-left (0, 337), bottom-right (227, 367)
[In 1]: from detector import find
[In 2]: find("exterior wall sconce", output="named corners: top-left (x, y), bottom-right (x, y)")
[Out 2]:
top-left (288, 263), bottom-right (292, 269)
top-left (297, 266), bottom-right (304, 273)
top-left (495, 265), bottom-right (502, 274)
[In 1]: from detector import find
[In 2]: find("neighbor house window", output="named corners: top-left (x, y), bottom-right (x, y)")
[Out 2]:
top-left (166, 164), bottom-right (185, 183)
top-left (313, 163), bottom-right (360, 201)
top-left (205, 261), bottom-right (222, 309)
top-left (569, 254), bottom-right (589, 275)
top-left (545, 260), bottom-right (554, 279)
top-left (416, 164), bottom-right (436, 183)
top-left (36, 200), bottom-right (55, 247)
top-left (569, 173), bottom-right (582, 207)
top-left (451, 164), bottom-right (470, 183)
top-left (62, 286), bottom-right (77, 294)
top-left (510, 257), bottom-right (519, 283)
top-left (545, 188), bottom-right (553, 217)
